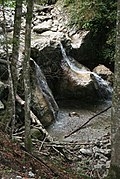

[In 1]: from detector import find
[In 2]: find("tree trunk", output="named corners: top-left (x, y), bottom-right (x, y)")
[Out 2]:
top-left (11, 0), bottom-right (23, 136)
top-left (1, 0), bottom-right (15, 137)
top-left (24, 0), bottom-right (34, 153)
top-left (107, 1), bottom-right (120, 178)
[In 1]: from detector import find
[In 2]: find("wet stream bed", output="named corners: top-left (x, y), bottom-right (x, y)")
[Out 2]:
top-left (47, 99), bottom-right (111, 142)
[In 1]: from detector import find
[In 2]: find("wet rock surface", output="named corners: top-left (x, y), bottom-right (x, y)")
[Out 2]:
top-left (30, 59), bottom-right (59, 127)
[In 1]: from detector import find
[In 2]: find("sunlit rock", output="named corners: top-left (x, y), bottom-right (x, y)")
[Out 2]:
top-left (93, 64), bottom-right (113, 85)
top-left (0, 100), bottom-right (4, 110)
top-left (33, 19), bottom-right (52, 33)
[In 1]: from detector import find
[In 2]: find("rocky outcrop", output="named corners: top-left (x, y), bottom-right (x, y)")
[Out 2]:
top-left (30, 59), bottom-right (58, 127)
top-left (0, 3), bottom-right (113, 103)
top-left (58, 61), bottom-right (97, 101)
top-left (30, 4), bottom-right (92, 96)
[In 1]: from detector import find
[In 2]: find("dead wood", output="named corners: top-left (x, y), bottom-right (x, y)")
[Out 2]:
top-left (20, 145), bottom-right (62, 178)
top-left (64, 105), bottom-right (111, 138)
top-left (16, 95), bottom-right (71, 162)
top-left (0, 59), bottom-right (11, 64)
top-left (16, 94), bottom-right (53, 142)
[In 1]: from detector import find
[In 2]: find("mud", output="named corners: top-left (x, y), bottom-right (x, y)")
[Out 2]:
top-left (47, 99), bottom-right (111, 142)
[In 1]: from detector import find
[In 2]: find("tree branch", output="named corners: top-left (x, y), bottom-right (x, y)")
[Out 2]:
top-left (0, 59), bottom-right (11, 64)
top-left (64, 105), bottom-right (111, 138)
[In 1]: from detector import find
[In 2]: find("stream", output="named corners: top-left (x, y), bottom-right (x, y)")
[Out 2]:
top-left (47, 99), bottom-right (111, 142)
top-left (47, 43), bottom-right (112, 143)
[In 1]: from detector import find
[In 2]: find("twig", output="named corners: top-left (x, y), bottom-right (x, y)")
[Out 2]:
top-left (0, 59), bottom-right (11, 64)
top-left (52, 146), bottom-right (71, 162)
top-left (64, 106), bottom-right (111, 138)
top-left (38, 140), bottom-right (95, 146)
top-left (39, 136), bottom-right (47, 151)
top-left (20, 145), bottom-right (61, 177)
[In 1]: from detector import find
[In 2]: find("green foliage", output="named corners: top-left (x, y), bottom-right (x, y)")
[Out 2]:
top-left (63, 0), bottom-right (117, 64)
top-left (63, 0), bottom-right (116, 30)
top-left (0, 0), bottom-right (15, 8)
top-left (4, 0), bottom-right (15, 8)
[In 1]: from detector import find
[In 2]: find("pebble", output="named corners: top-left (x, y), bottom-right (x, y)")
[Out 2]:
top-left (80, 148), bottom-right (92, 156)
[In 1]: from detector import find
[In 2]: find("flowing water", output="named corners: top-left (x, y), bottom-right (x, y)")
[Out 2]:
top-left (60, 42), bottom-right (112, 100)
top-left (47, 43), bottom-right (112, 142)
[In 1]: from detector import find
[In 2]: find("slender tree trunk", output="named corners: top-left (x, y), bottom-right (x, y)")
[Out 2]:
top-left (11, 0), bottom-right (23, 136)
top-left (24, 0), bottom-right (34, 152)
top-left (1, 0), bottom-right (15, 137)
top-left (107, 1), bottom-right (120, 178)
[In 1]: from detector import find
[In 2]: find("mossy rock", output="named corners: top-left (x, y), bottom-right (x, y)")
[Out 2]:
top-left (31, 128), bottom-right (44, 140)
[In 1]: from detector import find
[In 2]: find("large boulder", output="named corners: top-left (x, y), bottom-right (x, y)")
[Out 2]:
top-left (31, 31), bottom-right (67, 93)
top-left (57, 55), bottom-right (97, 101)
top-left (57, 43), bottom-right (112, 101)
top-left (30, 59), bottom-right (58, 127)
top-left (33, 19), bottom-right (52, 33)
top-left (57, 57), bottom-right (112, 101)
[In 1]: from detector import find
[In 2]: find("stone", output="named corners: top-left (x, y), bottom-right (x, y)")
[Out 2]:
top-left (0, 100), bottom-right (4, 110)
top-left (80, 148), bottom-right (92, 156)
top-left (33, 19), bottom-right (52, 33)
top-left (57, 55), bottom-right (100, 101)
top-left (106, 161), bottom-right (111, 169)
top-left (31, 128), bottom-right (43, 140)
top-left (106, 142), bottom-right (111, 149)
top-left (93, 64), bottom-right (113, 85)
top-left (70, 31), bottom-right (89, 49)
top-left (30, 59), bottom-right (58, 127)
top-left (16, 176), bottom-right (22, 179)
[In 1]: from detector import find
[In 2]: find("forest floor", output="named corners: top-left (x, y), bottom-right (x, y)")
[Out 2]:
top-left (0, 101), bottom-right (111, 179)
top-left (0, 129), bottom-right (108, 179)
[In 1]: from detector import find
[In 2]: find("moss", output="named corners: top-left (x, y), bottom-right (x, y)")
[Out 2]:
top-left (106, 165), bottom-right (120, 179)
top-left (31, 128), bottom-right (43, 140)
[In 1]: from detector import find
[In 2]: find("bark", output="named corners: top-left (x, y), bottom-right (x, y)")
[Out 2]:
top-left (12, 0), bottom-right (23, 83)
top-left (107, 1), bottom-right (120, 178)
top-left (1, 0), bottom-right (15, 136)
top-left (24, 0), bottom-right (34, 152)
top-left (11, 0), bottom-right (23, 137)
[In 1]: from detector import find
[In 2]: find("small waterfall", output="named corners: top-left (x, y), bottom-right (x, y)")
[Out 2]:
top-left (60, 42), bottom-right (88, 73)
top-left (90, 73), bottom-right (112, 100)
top-left (60, 42), bottom-right (112, 100)
top-left (60, 42), bottom-right (73, 69)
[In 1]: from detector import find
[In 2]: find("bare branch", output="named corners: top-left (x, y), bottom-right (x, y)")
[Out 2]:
top-left (0, 59), bottom-right (11, 64)
top-left (64, 106), bottom-right (111, 138)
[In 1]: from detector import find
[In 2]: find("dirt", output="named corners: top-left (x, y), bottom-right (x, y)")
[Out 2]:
top-left (0, 130), bottom-right (93, 179)
top-left (0, 100), bottom-right (111, 178)
top-left (47, 99), bottom-right (111, 142)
